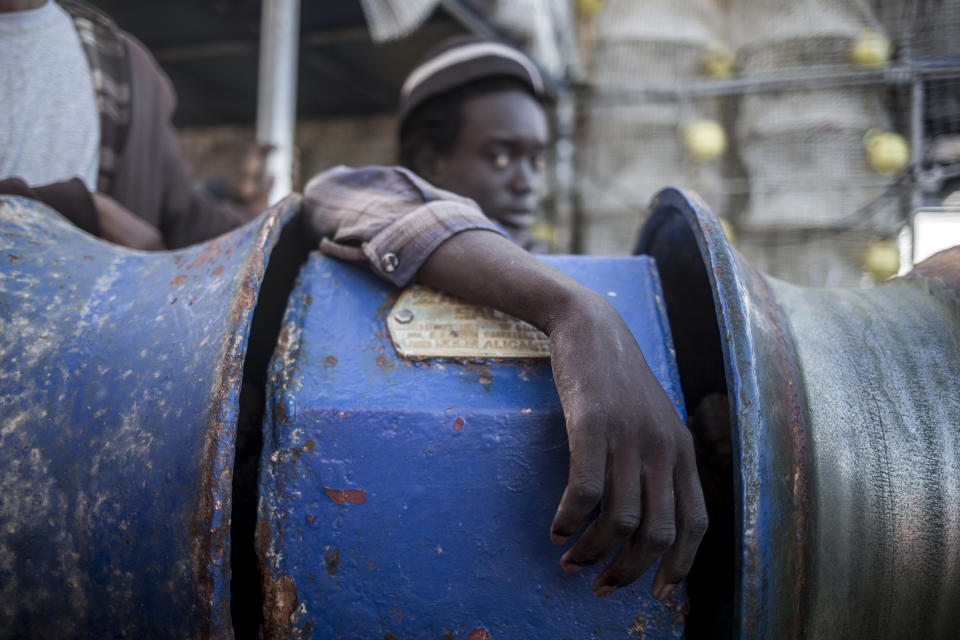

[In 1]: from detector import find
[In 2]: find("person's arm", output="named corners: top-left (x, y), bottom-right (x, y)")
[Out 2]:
top-left (0, 178), bottom-right (163, 250)
top-left (0, 177), bottom-right (100, 236)
top-left (91, 192), bottom-right (164, 250)
top-left (150, 99), bottom-right (255, 248)
top-left (304, 165), bottom-right (707, 598)
top-left (111, 34), bottom-right (259, 249)
top-left (419, 230), bottom-right (707, 599)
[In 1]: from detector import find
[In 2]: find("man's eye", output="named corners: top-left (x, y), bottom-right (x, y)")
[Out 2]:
top-left (491, 152), bottom-right (511, 169)
top-left (531, 153), bottom-right (547, 172)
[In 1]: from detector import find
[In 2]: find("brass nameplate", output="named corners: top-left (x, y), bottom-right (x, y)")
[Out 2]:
top-left (387, 285), bottom-right (550, 359)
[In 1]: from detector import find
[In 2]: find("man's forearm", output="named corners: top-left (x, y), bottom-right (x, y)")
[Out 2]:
top-left (417, 228), bottom-right (707, 600)
top-left (417, 228), bottom-right (599, 335)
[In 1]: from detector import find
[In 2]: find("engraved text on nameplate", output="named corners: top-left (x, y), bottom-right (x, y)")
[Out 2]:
top-left (387, 285), bottom-right (550, 358)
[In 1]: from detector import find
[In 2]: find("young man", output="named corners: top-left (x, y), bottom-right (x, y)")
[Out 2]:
top-left (396, 35), bottom-right (549, 251)
top-left (302, 37), bottom-right (707, 599)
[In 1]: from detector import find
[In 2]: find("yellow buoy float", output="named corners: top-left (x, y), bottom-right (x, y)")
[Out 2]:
top-left (862, 238), bottom-right (901, 280)
top-left (863, 128), bottom-right (909, 175)
top-left (702, 40), bottom-right (736, 78)
top-left (849, 29), bottom-right (892, 68)
top-left (680, 120), bottom-right (727, 163)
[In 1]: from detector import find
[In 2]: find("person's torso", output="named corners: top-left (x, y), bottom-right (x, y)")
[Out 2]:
top-left (0, 0), bottom-right (100, 190)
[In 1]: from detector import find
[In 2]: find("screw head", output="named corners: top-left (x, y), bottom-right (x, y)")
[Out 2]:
top-left (394, 308), bottom-right (414, 324)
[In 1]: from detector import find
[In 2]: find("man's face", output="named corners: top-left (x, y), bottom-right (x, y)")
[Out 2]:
top-left (430, 89), bottom-right (549, 229)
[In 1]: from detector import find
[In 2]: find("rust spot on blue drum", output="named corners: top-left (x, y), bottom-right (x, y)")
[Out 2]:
top-left (325, 547), bottom-right (340, 575)
top-left (324, 488), bottom-right (367, 505)
top-left (261, 573), bottom-right (298, 639)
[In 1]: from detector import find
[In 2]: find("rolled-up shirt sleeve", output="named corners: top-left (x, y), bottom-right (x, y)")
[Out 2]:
top-left (303, 165), bottom-right (505, 287)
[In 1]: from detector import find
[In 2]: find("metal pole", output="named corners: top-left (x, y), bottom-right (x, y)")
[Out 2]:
top-left (581, 63), bottom-right (960, 102)
top-left (257, 0), bottom-right (300, 205)
top-left (908, 76), bottom-right (925, 268)
top-left (553, 89), bottom-right (576, 253)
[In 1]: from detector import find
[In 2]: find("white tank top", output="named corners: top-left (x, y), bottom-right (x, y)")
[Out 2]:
top-left (0, 0), bottom-right (100, 191)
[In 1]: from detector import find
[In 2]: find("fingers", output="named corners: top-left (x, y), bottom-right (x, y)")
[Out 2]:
top-left (651, 447), bottom-right (708, 600)
top-left (592, 462), bottom-right (677, 597)
top-left (588, 438), bottom-right (708, 600)
top-left (550, 426), bottom-right (608, 545)
top-left (543, 310), bottom-right (707, 600)
top-left (560, 443), bottom-right (643, 572)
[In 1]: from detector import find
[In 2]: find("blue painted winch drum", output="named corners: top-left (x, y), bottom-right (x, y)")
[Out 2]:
top-left (0, 194), bottom-right (299, 638)
top-left (255, 253), bottom-right (688, 639)
top-left (3, 187), bottom-right (959, 639)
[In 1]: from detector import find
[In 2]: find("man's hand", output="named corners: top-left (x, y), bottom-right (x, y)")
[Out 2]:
top-left (546, 294), bottom-right (706, 599)
top-left (92, 193), bottom-right (164, 250)
top-left (418, 229), bottom-right (707, 599)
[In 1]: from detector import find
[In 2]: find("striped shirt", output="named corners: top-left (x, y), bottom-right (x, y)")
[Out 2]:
top-left (305, 165), bottom-right (505, 287)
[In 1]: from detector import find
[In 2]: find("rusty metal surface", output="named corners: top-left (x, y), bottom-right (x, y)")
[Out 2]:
top-left (637, 188), bottom-right (960, 639)
top-left (771, 274), bottom-right (960, 639)
top-left (0, 195), bottom-right (300, 638)
top-left (256, 254), bottom-right (687, 639)
top-left (637, 188), bottom-right (811, 639)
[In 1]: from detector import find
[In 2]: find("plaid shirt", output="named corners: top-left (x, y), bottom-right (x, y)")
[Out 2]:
top-left (305, 165), bottom-right (505, 287)
top-left (61, 0), bottom-right (131, 196)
